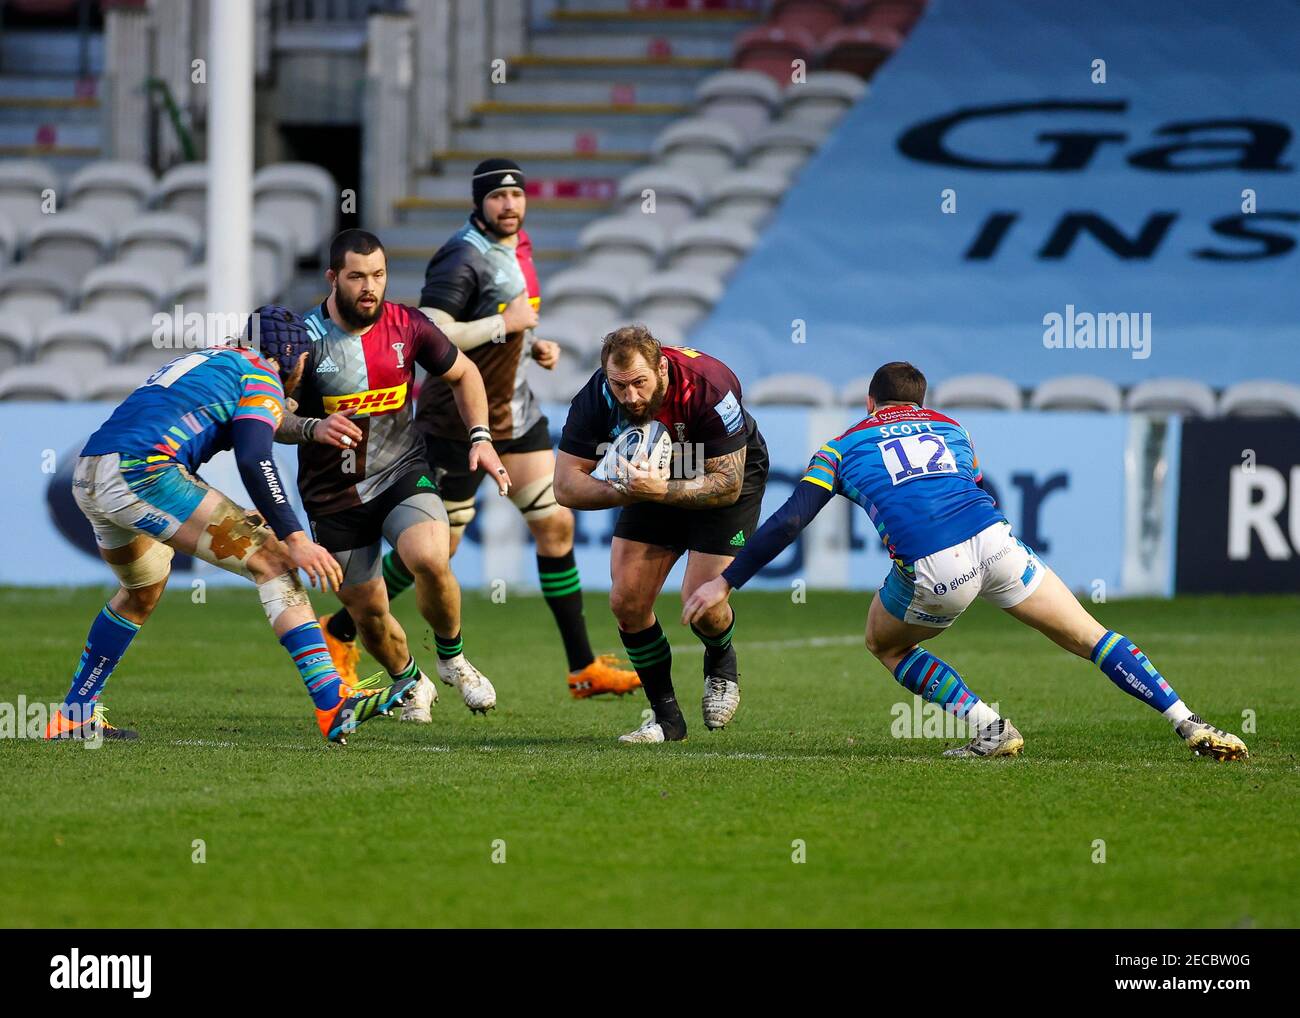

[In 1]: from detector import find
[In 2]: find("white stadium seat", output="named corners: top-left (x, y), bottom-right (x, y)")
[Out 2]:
top-left (780, 71), bottom-right (868, 130)
top-left (123, 319), bottom-right (182, 366)
top-left (651, 118), bottom-right (746, 183)
top-left (0, 316), bottom-right (35, 372)
top-left (703, 171), bottom-right (787, 228)
top-left (838, 375), bottom-right (875, 408)
top-left (538, 316), bottom-right (610, 362)
top-left (1029, 375), bottom-right (1122, 413)
top-left (67, 161), bottom-right (156, 231)
top-left (0, 266), bottom-right (74, 324)
top-left (116, 212), bottom-right (200, 281)
top-left (1218, 380), bottom-right (1300, 418)
top-left (630, 320), bottom-right (686, 348)
top-left (167, 264), bottom-right (214, 317)
top-left (629, 271), bottom-right (723, 332)
top-left (664, 218), bottom-right (756, 278)
top-left (747, 372), bottom-right (836, 407)
top-left (616, 167), bottom-right (703, 229)
top-left (578, 215), bottom-right (668, 278)
top-left (744, 120), bottom-right (828, 180)
top-left (0, 213), bottom-right (17, 265)
top-left (253, 162), bottom-right (338, 261)
top-left (154, 163), bottom-right (209, 225)
top-left (1124, 377), bottom-right (1217, 417)
top-left (83, 364), bottom-right (149, 402)
top-left (545, 268), bottom-right (631, 323)
top-left (0, 160), bottom-right (57, 232)
top-left (252, 224), bottom-right (293, 303)
top-left (22, 211), bottom-right (113, 288)
top-left (931, 374), bottom-right (1025, 412)
top-left (35, 312), bottom-right (124, 369)
top-left (694, 70), bottom-right (782, 139)
top-left (79, 263), bottom-right (169, 335)
top-left (526, 358), bottom-right (590, 405)
top-left (0, 364), bottom-right (84, 401)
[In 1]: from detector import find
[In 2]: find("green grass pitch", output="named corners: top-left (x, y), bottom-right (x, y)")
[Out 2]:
top-left (2, 585), bottom-right (1296, 928)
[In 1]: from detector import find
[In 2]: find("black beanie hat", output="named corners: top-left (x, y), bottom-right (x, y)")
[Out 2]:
top-left (472, 158), bottom-right (525, 213)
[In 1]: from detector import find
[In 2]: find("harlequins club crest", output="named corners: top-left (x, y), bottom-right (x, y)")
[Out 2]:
top-left (392, 342), bottom-right (406, 368)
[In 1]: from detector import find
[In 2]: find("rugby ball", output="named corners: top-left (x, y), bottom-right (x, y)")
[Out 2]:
top-left (599, 421), bottom-right (672, 488)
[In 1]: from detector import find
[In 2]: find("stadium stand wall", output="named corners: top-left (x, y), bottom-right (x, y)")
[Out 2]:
top-left (693, 0), bottom-right (1300, 392)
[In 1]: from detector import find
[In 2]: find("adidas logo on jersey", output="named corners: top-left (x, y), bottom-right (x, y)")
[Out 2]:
top-left (317, 355), bottom-right (340, 374)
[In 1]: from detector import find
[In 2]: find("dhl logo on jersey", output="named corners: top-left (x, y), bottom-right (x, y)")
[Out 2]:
top-left (323, 381), bottom-right (408, 416)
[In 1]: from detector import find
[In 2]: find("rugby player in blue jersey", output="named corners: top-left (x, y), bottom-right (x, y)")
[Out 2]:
top-left (45, 306), bottom-right (417, 745)
top-left (684, 362), bottom-right (1248, 761)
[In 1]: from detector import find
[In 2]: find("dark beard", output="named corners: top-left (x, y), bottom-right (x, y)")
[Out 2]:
top-left (477, 210), bottom-right (523, 239)
top-left (336, 288), bottom-right (383, 330)
top-left (620, 376), bottom-right (667, 425)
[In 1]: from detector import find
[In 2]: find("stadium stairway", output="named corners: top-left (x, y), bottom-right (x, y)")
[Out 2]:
top-left (385, 2), bottom-right (761, 303)
top-left (0, 28), bottom-right (104, 179)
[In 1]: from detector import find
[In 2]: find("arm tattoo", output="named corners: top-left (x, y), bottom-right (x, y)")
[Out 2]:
top-left (274, 412), bottom-right (320, 445)
top-left (661, 447), bottom-right (746, 508)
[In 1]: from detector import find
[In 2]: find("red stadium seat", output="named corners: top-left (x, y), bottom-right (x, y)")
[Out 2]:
top-left (817, 24), bottom-right (902, 79)
top-left (849, 0), bottom-right (928, 36)
top-left (771, 0), bottom-right (847, 39)
top-left (733, 25), bottom-right (818, 85)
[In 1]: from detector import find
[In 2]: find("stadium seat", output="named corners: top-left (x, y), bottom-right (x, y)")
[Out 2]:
top-left (616, 168), bottom-right (703, 229)
top-left (1029, 375), bottom-right (1123, 413)
top-left (122, 319), bottom-right (181, 367)
top-left (545, 268), bottom-right (631, 323)
top-left (67, 161), bottom-right (156, 231)
top-left (252, 224), bottom-right (293, 303)
top-left (0, 316), bottom-right (35, 373)
top-left (577, 215), bottom-right (668, 278)
top-left (0, 364), bottom-right (83, 401)
top-left (747, 372), bottom-right (837, 407)
top-left (154, 163), bottom-right (209, 225)
top-left (664, 219), bottom-right (757, 278)
top-left (1217, 380), bottom-right (1300, 418)
top-left (0, 160), bottom-right (56, 232)
top-left (838, 375), bottom-right (875, 408)
top-left (772, 0), bottom-right (851, 38)
top-left (79, 264), bottom-right (168, 336)
top-left (930, 374), bottom-right (1024, 412)
top-left (539, 316), bottom-right (610, 363)
top-left (253, 162), bottom-right (338, 261)
top-left (22, 211), bottom-right (113, 288)
top-left (635, 320), bottom-right (687, 348)
top-left (629, 271), bottom-right (723, 331)
top-left (704, 171), bottom-right (787, 227)
top-left (116, 212), bottom-right (199, 280)
top-left (0, 266), bottom-right (74, 324)
top-left (526, 358), bottom-right (591, 405)
top-left (35, 312), bottom-right (123, 369)
top-left (817, 25), bottom-right (903, 80)
top-left (0, 214), bottom-right (17, 265)
top-left (83, 365), bottom-right (148, 402)
top-left (652, 118), bottom-right (746, 183)
top-left (694, 71), bottom-right (782, 139)
top-left (733, 25), bottom-right (817, 86)
top-left (1124, 378), bottom-right (1218, 417)
top-left (167, 264), bottom-right (214, 317)
top-left (744, 120), bottom-right (828, 179)
top-left (780, 71), bottom-right (868, 129)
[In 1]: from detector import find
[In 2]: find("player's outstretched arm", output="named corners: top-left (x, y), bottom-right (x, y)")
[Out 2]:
top-left (274, 410), bottom-right (362, 448)
top-left (554, 450), bottom-right (633, 511)
top-left (682, 479), bottom-right (834, 625)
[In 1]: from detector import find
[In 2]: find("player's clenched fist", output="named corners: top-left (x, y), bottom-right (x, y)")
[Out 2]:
top-left (530, 338), bottom-right (560, 370)
top-left (501, 292), bottom-right (539, 333)
top-left (315, 412), bottom-right (363, 449)
top-left (284, 531), bottom-right (344, 591)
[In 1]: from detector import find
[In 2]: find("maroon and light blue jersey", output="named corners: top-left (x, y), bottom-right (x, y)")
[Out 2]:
top-left (805, 404), bottom-right (1004, 562)
top-left (295, 300), bottom-right (458, 516)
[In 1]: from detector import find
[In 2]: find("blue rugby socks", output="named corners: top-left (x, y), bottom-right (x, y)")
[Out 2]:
top-left (59, 603), bottom-right (141, 722)
top-left (1091, 630), bottom-right (1191, 724)
top-left (280, 621), bottom-right (343, 711)
top-left (893, 646), bottom-right (1001, 730)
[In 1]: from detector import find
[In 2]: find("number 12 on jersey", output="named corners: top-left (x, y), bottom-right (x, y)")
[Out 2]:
top-left (878, 433), bottom-right (957, 485)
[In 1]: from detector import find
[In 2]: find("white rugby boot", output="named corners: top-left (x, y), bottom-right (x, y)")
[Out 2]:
top-left (701, 675), bottom-right (740, 730)
top-left (943, 718), bottom-right (1025, 758)
top-left (1176, 714), bottom-right (1249, 761)
top-left (436, 654), bottom-right (497, 714)
top-left (399, 671), bottom-right (438, 723)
